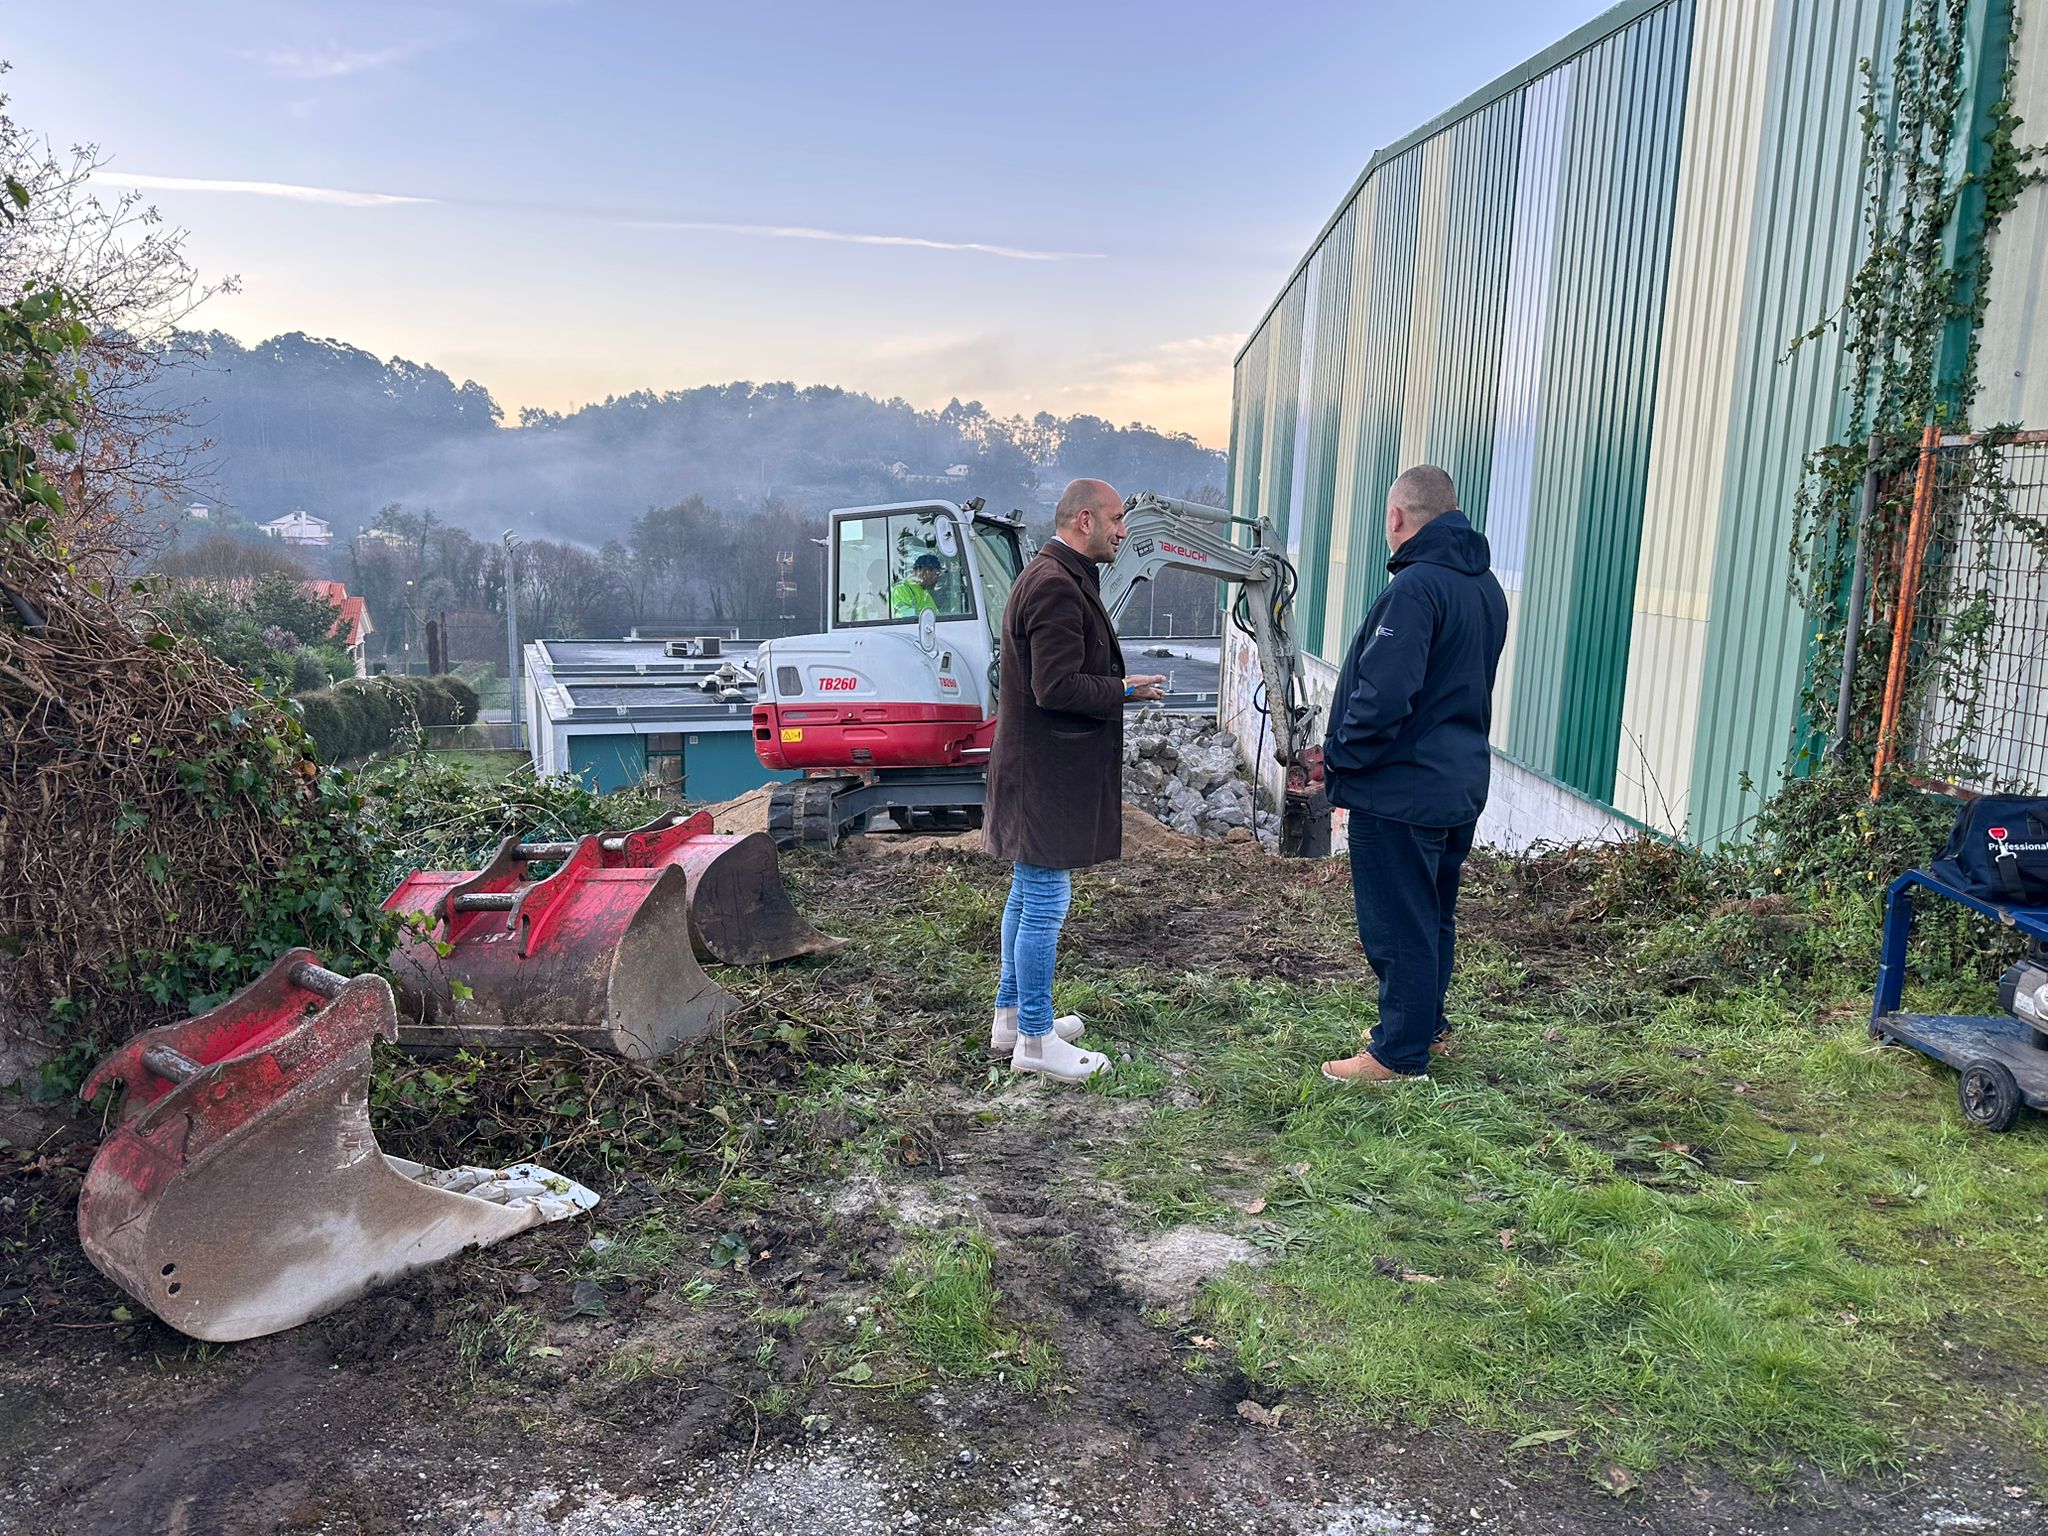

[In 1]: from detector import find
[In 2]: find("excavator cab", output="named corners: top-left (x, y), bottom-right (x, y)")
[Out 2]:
top-left (750, 499), bottom-right (1025, 847)
top-left (754, 501), bottom-right (1022, 777)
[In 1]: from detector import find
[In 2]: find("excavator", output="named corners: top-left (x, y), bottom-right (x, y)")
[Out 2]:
top-left (752, 491), bottom-right (1331, 857)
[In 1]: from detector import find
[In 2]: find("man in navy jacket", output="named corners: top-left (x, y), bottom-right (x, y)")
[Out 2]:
top-left (1320, 465), bottom-right (1508, 1085)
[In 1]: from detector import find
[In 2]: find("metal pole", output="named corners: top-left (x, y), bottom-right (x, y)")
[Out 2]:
top-left (1871, 423), bottom-right (1942, 799)
top-left (1829, 432), bottom-right (1883, 760)
top-left (503, 530), bottom-right (522, 749)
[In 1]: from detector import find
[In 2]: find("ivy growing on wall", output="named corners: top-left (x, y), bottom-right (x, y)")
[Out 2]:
top-left (1786, 0), bottom-right (2042, 775)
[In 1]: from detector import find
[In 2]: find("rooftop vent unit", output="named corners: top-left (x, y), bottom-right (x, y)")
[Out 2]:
top-left (664, 637), bottom-right (724, 659)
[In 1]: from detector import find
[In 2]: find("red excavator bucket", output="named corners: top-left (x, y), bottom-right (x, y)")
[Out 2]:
top-left (383, 835), bottom-right (734, 1060)
top-left (520, 811), bottom-right (845, 965)
top-left (77, 951), bottom-right (599, 1343)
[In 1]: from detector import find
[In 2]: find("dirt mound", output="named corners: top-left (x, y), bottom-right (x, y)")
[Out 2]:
top-left (1120, 801), bottom-right (1204, 858)
top-left (703, 783), bottom-right (778, 837)
top-left (848, 827), bottom-right (986, 857)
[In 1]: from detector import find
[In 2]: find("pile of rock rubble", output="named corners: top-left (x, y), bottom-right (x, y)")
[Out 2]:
top-left (1121, 707), bottom-right (1280, 851)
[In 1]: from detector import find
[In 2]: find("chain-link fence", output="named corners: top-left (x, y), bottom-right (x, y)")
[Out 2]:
top-left (1878, 430), bottom-right (2048, 795)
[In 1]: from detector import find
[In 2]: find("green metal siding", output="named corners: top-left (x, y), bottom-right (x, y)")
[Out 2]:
top-left (1424, 97), bottom-right (1524, 520)
top-left (1338, 151), bottom-right (1422, 644)
top-left (1297, 205), bottom-right (1357, 656)
top-left (1688, 0), bottom-right (1908, 843)
top-left (1506, 0), bottom-right (1695, 799)
top-left (1228, 0), bottom-right (2018, 843)
top-left (1232, 332), bottom-right (1270, 531)
top-left (1260, 278), bottom-right (1308, 548)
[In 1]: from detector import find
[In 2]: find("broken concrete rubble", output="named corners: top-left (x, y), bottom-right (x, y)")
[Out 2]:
top-left (1121, 707), bottom-right (1280, 851)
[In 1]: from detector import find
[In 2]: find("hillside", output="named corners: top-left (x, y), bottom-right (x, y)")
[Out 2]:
top-left (164, 332), bottom-right (1228, 546)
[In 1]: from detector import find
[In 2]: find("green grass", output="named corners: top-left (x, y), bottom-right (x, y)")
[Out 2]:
top-left (1047, 863), bottom-right (2048, 1484)
top-left (425, 748), bottom-right (532, 781)
top-left (887, 1229), bottom-right (1055, 1390)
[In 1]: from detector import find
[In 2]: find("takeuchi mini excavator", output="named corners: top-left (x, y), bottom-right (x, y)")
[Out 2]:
top-left (751, 491), bottom-right (1330, 856)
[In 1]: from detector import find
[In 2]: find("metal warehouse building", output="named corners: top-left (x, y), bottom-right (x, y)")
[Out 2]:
top-left (1222, 0), bottom-right (2048, 847)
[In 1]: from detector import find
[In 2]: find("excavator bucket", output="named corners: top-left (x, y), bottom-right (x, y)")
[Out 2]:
top-left (383, 835), bottom-right (735, 1060)
top-left (522, 811), bottom-right (845, 965)
top-left (77, 951), bottom-right (598, 1343)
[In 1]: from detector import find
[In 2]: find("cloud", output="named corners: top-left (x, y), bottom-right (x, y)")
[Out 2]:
top-left (95, 172), bottom-right (433, 208)
top-left (632, 219), bottom-right (1103, 263)
top-left (254, 43), bottom-right (420, 80)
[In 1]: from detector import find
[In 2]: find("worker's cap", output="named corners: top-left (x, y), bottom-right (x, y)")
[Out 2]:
top-left (913, 553), bottom-right (942, 572)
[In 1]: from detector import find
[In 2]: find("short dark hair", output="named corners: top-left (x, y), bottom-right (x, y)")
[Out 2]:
top-left (1388, 465), bottom-right (1458, 526)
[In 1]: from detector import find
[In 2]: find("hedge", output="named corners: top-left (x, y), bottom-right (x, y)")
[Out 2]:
top-left (294, 674), bottom-right (482, 763)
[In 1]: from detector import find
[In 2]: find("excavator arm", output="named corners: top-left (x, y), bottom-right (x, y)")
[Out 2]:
top-left (1106, 492), bottom-right (1332, 856)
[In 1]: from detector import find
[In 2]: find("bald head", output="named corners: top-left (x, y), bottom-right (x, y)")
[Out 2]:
top-left (1053, 477), bottom-right (1126, 562)
top-left (1054, 478), bottom-right (1118, 530)
top-left (1386, 465), bottom-right (1458, 550)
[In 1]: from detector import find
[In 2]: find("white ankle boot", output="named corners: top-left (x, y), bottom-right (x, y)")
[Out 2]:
top-left (1010, 1031), bottom-right (1112, 1084)
top-left (989, 1006), bottom-right (1084, 1054)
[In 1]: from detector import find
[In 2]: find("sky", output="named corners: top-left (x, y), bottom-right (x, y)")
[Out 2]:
top-left (6, 0), bottom-right (1610, 447)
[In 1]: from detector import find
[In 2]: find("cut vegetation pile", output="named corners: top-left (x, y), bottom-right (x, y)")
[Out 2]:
top-left (0, 534), bottom-right (391, 1051)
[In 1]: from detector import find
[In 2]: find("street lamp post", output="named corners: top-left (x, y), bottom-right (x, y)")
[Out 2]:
top-left (503, 531), bottom-right (522, 749)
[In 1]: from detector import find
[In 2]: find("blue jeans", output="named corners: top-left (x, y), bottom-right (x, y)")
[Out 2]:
top-left (994, 863), bottom-right (1073, 1038)
top-left (1348, 812), bottom-right (1476, 1075)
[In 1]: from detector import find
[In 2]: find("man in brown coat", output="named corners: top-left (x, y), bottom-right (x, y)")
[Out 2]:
top-left (984, 479), bottom-right (1165, 1082)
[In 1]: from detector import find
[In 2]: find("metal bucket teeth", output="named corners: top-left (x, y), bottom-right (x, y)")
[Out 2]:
top-left (77, 952), bottom-right (598, 1342)
top-left (383, 836), bottom-right (736, 1061)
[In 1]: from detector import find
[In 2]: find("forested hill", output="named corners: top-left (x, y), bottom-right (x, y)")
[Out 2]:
top-left (167, 331), bottom-right (1227, 541)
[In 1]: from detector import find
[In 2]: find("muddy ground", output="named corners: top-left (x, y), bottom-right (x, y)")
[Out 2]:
top-left (2, 833), bottom-right (2043, 1535)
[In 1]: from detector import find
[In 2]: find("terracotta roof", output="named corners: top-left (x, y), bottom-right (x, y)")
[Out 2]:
top-left (302, 581), bottom-right (374, 648)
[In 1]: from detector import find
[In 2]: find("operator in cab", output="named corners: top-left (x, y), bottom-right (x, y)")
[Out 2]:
top-left (889, 553), bottom-right (944, 618)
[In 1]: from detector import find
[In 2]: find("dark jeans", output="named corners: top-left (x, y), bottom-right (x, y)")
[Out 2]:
top-left (1347, 811), bottom-right (1477, 1075)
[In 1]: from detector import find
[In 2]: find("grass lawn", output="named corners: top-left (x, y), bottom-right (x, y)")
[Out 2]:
top-left (758, 836), bottom-right (2048, 1486)
top-left (424, 747), bottom-right (533, 781)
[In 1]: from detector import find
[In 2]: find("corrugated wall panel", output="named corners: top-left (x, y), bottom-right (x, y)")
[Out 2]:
top-left (1398, 136), bottom-right (1454, 470)
top-left (1978, 2), bottom-right (2048, 426)
top-left (1338, 151), bottom-right (1422, 644)
top-left (1232, 331), bottom-right (1270, 529)
top-left (1506, 0), bottom-right (1694, 800)
top-left (1297, 205), bottom-right (1356, 657)
top-left (1425, 96), bottom-right (1524, 521)
top-left (1613, 0), bottom-right (1780, 833)
top-left (1285, 249), bottom-right (1325, 566)
top-left (1689, 0), bottom-right (1908, 844)
top-left (1259, 278), bottom-right (1307, 547)
top-left (1322, 185), bottom-right (1382, 661)
top-left (1482, 64), bottom-right (1573, 745)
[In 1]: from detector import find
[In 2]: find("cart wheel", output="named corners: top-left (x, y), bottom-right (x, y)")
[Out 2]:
top-left (1958, 1060), bottom-right (2022, 1133)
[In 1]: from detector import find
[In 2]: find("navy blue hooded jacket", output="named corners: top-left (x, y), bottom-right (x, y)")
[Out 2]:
top-left (1322, 511), bottom-right (1508, 828)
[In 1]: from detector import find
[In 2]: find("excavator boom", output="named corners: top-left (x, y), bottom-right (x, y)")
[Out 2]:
top-left (1107, 492), bottom-right (1331, 855)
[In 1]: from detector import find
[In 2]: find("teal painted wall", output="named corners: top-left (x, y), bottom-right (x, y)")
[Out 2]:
top-left (568, 734), bottom-right (647, 794)
top-left (685, 731), bottom-right (796, 803)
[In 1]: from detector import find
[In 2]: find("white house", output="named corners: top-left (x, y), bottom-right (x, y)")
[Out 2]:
top-left (259, 510), bottom-right (333, 547)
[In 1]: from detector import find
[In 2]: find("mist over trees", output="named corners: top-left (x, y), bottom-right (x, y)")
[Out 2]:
top-left (160, 331), bottom-right (1227, 549)
top-left (148, 330), bottom-right (1234, 641)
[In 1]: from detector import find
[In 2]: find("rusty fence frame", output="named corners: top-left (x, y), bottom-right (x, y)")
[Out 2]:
top-left (1869, 426), bottom-right (2048, 800)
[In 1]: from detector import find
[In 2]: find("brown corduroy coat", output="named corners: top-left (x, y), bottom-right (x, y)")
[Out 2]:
top-left (983, 538), bottom-right (1127, 869)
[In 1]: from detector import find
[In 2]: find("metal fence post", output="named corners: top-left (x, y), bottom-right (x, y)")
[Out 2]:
top-left (1829, 433), bottom-right (1884, 760)
top-left (1870, 423), bottom-right (1942, 799)
top-left (503, 531), bottom-right (523, 751)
